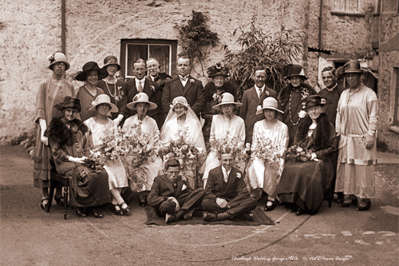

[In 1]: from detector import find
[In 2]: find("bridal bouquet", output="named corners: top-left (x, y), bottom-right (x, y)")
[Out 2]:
top-left (208, 134), bottom-right (248, 164)
top-left (286, 144), bottom-right (315, 163)
top-left (251, 135), bottom-right (282, 164)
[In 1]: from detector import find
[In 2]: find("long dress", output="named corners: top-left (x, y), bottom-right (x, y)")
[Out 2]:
top-left (247, 120), bottom-right (288, 198)
top-left (277, 114), bottom-right (337, 213)
top-left (33, 77), bottom-right (75, 188)
top-left (334, 85), bottom-right (378, 199)
top-left (97, 79), bottom-right (127, 120)
top-left (84, 117), bottom-right (128, 190)
top-left (46, 117), bottom-right (110, 207)
top-left (75, 86), bottom-right (105, 122)
top-left (123, 115), bottom-right (163, 191)
top-left (202, 114), bottom-right (245, 181)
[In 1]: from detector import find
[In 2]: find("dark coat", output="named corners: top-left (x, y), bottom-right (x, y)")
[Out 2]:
top-left (239, 86), bottom-right (277, 144)
top-left (148, 73), bottom-right (172, 129)
top-left (121, 77), bottom-right (158, 118)
top-left (204, 166), bottom-right (249, 208)
top-left (162, 76), bottom-right (205, 115)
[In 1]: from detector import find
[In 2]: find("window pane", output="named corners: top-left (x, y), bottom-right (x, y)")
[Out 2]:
top-left (127, 44), bottom-right (148, 77)
top-left (149, 45), bottom-right (170, 75)
top-left (382, 0), bottom-right (398, 12)
top-left (335, 0), bottom-right (345, 11)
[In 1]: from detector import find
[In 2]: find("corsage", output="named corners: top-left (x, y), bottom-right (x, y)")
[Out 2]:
top-left (150, 85), bottom-right (156, 92)
top-left (189, 78), bottom-right (195, 84)
top-left (236, 172), bottom-right (241, 179)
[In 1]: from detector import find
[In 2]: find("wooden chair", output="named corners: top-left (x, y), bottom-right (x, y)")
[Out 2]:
top-left (48, 159), bottom-right (70, 219)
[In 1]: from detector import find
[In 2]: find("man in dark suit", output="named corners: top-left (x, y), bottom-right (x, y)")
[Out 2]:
top-left (147, 159), bottom-right (205, 224)
top-left (121, 58), bottom-right (158, 119)
top-left (162, 56), bottom-right (204, 116)
top-left (239, 66), bottom-right (278, 144)
top-left (146, 58), bottom-right (172, 129)
top-left (201, 151), bottom-right (257, 222)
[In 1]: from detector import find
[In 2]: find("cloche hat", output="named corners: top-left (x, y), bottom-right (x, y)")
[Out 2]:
top-left (207, 62), bottom-right (229, 78)
top-left (102, 55), bottom-right (121, 71)
top-left (75, 61), bottom-right (108, 81)
top-left (305, 95), bottom-right (327, 109)
top-left (256, 97), bottom-right (283, 115)
top-left (55, 96), bottom-right (81, 112)
top-left (48, 52), bottom-right (70, 71)
top-left (343, 60), bottom-right (363, 74)
top-left (283, 64), bottom-right (308, 80)
top-left (89, 94), bottom-right (118, 112)
top-left (212, 92), bottom-right (242, 110)
top-left (127, 92), bottom-right (157, 110)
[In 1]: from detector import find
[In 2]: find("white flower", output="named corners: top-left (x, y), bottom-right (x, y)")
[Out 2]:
top-left (182, 184), bottom-right (187, 191)
top-left (189, 79), bottom-right (195, 84)
top-left (150, 85), bottom-right (156, 92)
top-left (256, 105), bottom-right (262, 112)
top-left (298, 110), bottom-right (307, 118)
top-left (47, 54), bottom-right (54, 61)
top-left (236, 172), bottom-right (241, 178)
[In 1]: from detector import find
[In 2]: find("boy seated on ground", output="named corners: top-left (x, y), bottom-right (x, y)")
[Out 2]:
top-left (147, 159), bottom-right (205, 224)
top-left (202, 150), bottom-right (257, 222)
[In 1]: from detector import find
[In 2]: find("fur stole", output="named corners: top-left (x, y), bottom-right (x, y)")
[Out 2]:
top-left (278, 83), bottom-right (315, 108)
top-left (204, 81), bottom-right (237, 101)
top-left (46, 117), bottom-right (88, 147)
top-left (295, 113), bottom-right (331, 151)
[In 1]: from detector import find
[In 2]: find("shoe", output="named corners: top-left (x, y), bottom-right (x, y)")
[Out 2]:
top-left (138, 195), bottom-right (147, 207)
top-left (120, 202), bottom-right (130, 214)
top-left (192, 209), bottom-right (204, 218)
top-left (240, 212), bottom-right (254, 221)
top-left (183, 209), bottom-right (195, 220)
top-left (40, 198), bottom-right (50, 212)
top-left (334, 192), bottom-right (344, 204)
top-left (114, 205), bottom-right (123, 215)
top-left (92, 207), bottom-right (104, 218)
top-left (339, 196), bottom-right (358, 207)
top-left (296, 208), bottom-right (304, 216)
top-left (264, 200), bottom-right (276, 211)
top-left (165, 213), bottom-right (176, 224)
top-left (356, 199), bottom-right (371, 211)
top-left (54, 195), bottom-right (66, 206)
top-left (203, 212), bottom-right (217, 222)
top-left (76, 207), bottom-right (87, 217)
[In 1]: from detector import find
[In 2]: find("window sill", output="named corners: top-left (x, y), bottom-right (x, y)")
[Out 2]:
top-left (388, 125), bottom-right (399, 134)
top-left (330, 12), bottom-right (365, 17)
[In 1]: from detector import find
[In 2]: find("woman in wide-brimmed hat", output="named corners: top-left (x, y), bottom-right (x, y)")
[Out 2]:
top-left (75, 61), bottom-right (108, 122)
top-left (45, 96), bottom-right (111, 218)
top-left (123, 93), bottom-right (163, 207)
top-left (34, 52), bottom-right (75, 211)
top-left (334, 60), bottom-right (378, 211)
top-left (201, 92), bottom-right (245, 187)
top-left (277, 95), bottom-right (337, 215)
top-left (84, 94), bottom-right (130, 215)
top-left (96, 56), bottom-right (126, 125)
top-left (201, 63), bottom-right (238, 142)
top-left (247, 97), bottom-right (289, 211)
top-left (277, 64), bottom-right (316, 146)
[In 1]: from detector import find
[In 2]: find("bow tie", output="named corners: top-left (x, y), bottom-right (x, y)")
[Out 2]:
top-left (180, 76), bottom-right (188, 82)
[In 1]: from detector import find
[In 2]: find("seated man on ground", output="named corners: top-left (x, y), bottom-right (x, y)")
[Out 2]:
top-left (147, 159), bottom-right (205, 224)
top-left (202, 150), bottom-right (257, 222)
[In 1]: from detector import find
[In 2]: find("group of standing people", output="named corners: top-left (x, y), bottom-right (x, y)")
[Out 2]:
top-left (33, 51), bottom-right (378, 222)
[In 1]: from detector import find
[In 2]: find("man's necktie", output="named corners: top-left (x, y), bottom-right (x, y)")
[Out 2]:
top-left (138, 81), bottom-right (143, 92)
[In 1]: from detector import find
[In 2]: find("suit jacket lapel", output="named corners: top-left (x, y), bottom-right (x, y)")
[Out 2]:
top-left (183, 77), bottom-right (193, 96)
top-left (250, 87), bottom-right (260, 103)
top-left (175, 179), bottom-right (184, 197)
top-left (161, 175), bottom-right (175, 194)
top-left (217, 166), bottom-right (227, 191)
top-left (225, 168), bottom-right (236, 192)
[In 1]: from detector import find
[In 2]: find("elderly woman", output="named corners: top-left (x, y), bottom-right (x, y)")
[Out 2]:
top-left (334, 60), bottom-right (378, 211)
top-left (75, 61), bottom-right (108, 122)
top-left (278, 64), bottom-right (316, 146)
top-left (34, 52), bottom-right (75, 211)
top-left (97, 56), bottom-right (126, 126)
top-left (202, 93), bottom-right (244, 187)
top-left (247, 97), bottom-right (289, 211)
top-left (123, 93), bottom-right (163, 207)
top-left (201, 63), bottom-right (237, 142)
top-left (84, 94), bottom-right (129, 215)
top-left (45, 97), bottom-right (110, 218)
top-left (160, 96), bottom-right (206, 151)
top-left (277, 95), bottom-right (337, 215)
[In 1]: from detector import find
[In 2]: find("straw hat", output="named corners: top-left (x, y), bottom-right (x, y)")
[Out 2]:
top-left (55, 96), bottom-right (81, 112)
top-left (88, 94), bottom-right (118, 112)
top-left (75, 61), bottom-right (108, 81)
top-left (102, 55), bottom-right (121, 71)
top-left (343, 60), bottom-right (363, 74)
top-left (212, 93), bottom-right (242, 110)
top-left (255, 97), bottom-right (283, 115)
top-left (283, 64), bottom-right (308, 80)
top-left (127, 92), bottom-right (157, 110)
top-left (48, 52), bottom-right (70, 71)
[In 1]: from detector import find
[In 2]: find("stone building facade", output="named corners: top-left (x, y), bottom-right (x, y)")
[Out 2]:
top-left (1, 0), bottom-right (397, 152)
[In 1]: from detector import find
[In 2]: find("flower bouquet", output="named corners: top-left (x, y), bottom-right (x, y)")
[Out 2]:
top-left (120, 124), bottom-right (160, 192)
top-left (286, 144), bottom-right (314, 163)
top-left (159, 127), bottom-right (204, 188)
top-left (250, 135), bottom-right (282, 164)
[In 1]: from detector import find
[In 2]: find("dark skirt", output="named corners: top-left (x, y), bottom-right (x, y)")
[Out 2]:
top-left (33, 125), bottom-right (51, 188)
top-left (277, 158), bottom-right (333, 213)
top-left (56, 162), bottom-right (111, 207)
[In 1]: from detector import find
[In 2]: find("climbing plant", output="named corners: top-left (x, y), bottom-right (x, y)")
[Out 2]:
top-left (175, 11), bottom-right (219, 76)
top-left (224, 18), bottom-right (304, 100)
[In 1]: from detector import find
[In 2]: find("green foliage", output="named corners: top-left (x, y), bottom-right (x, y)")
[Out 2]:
top-left (175, 11), bottom-right (219, 76)
top-left (224, 19), bottom-right (304, 100)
